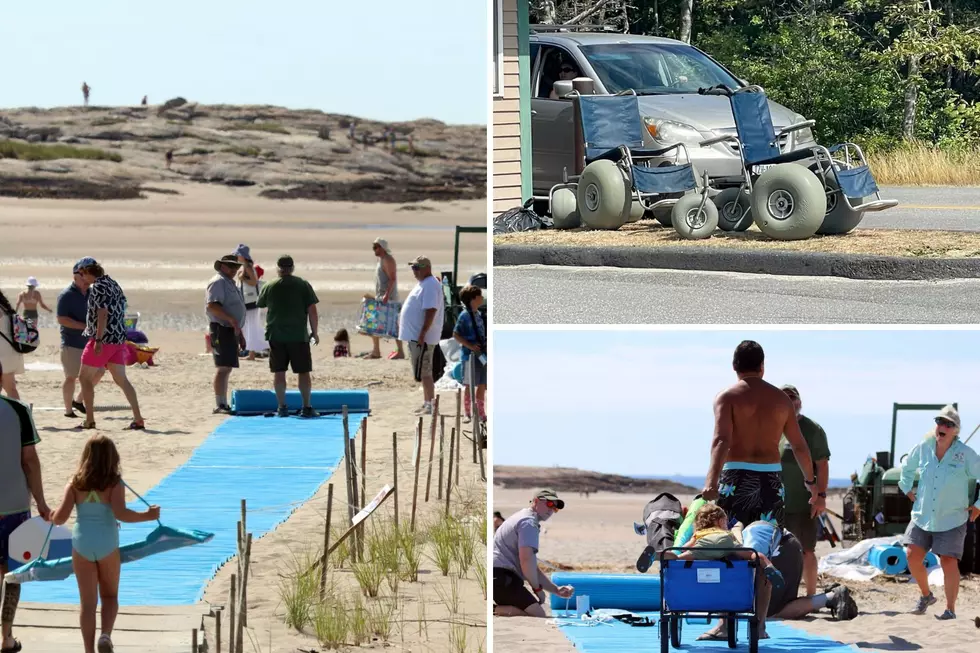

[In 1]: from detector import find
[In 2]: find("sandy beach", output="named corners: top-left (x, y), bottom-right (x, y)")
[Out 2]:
top-left (492, 488), bottom-right (980, 653)
top-left (1, 188), bottom-right (488, 652)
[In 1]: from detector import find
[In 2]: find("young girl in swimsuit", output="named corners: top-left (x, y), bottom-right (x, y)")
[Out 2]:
top-left (51, 435), bottom-right (160, 653)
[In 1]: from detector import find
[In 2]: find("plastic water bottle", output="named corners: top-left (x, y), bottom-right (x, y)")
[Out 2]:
top-left (478, 354), bottom-right (487, 365)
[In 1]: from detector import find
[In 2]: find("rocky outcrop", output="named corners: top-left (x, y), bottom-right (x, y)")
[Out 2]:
top-left (493, 466), bottom-right (698, 496)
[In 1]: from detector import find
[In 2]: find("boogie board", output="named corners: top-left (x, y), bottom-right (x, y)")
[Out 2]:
top-left (673, 496), bottom-right (707, 548)
top-left (7, 517), bottom-right (72, 570)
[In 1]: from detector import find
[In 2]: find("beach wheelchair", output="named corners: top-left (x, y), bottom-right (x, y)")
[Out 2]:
top-left (659, 547), bottom-right (761, 653)
top-left (550, 92), bottom-right (717, 238)
top-left (698, 84), bottom-right (898, 239)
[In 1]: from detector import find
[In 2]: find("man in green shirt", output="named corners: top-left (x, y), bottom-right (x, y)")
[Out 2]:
top-left (256, 255), bottom-right (320, 418)
top-left (780, 384), bottom-right (830, 597)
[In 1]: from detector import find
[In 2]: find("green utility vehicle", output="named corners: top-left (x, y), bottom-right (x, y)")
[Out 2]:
top-left (840, 403), bottom-right (978, 574)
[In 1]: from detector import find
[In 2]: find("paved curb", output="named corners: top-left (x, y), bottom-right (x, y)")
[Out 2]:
top-left (493, 244), bottom-right (980, 281)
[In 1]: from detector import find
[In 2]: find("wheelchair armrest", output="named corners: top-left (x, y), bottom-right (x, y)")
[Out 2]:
top-left (778, 120), bottom-right (816, 136)
top-left (700, 134), bottom-right (735, 147)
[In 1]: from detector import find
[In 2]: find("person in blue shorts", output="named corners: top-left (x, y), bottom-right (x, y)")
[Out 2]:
top-left (453, 284), bottom-right (486, 423)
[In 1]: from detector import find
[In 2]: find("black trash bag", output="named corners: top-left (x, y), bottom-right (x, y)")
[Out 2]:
top-left (493, 199), bottom-right (553, 235)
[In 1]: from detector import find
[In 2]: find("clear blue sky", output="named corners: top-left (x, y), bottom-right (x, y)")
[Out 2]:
top-left (493, 329), bottom-right (980, 480)
top-left (3, 0), bottom-right (486, 125)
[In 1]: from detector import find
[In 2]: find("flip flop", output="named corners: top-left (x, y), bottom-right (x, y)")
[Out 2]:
top-left (695, 631), bottom-right (727, 641)
top-left (125, 421), bottom-right (145, 431)
top-left (387, 352), bottom-right (405, 360)
top-left (76, 421), bottom-right (96, 430)
top-left (635, 545), bottom-right (656, 573)
top-left (64, 410), bottom-right (78, 418)
top-left (72, 400), bottom-right (86, 412)
top-left (1, 638), bottom-right (23, 653)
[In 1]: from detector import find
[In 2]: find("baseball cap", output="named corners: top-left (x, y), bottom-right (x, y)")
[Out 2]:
top-left (277, 255), bottom-right (295, 269)
top-left (73, 257), bottom-right (98, 274)
top-left (935, 404), bottom-right (960, 428)
top-left (409, 255), bottom-right (431, 269)
top-left (373, 238), bottom-right (391, 254)
top-left (781, 384), bottom-right (800, 400)
top-left (534, 488), bottom-right (565, 510)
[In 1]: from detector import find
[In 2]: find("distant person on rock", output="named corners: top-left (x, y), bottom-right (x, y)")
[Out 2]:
top-left (81, 82), bottom-right (91, 107)
top-left (16, 277), bottom-right (52, 322)
top-left (165, 150), bottom-right (173, 170)
top-left (348, 122), bottom-right (356, 144)
top-left (141, 95), bottom-right (148, 106)
top-left (257, 255), bottom-right (321, 418)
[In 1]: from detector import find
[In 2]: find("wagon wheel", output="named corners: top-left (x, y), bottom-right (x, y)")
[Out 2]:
top-left (728, 614), bottom-right (737, 648)
top-left (748, 616), bottom-right (760, 653)
top-left (660, 614), bottom-right (670, 653)
top-left (670, 615), bottom-right (682, 648)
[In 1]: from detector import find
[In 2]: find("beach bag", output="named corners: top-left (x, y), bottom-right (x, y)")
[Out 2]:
top-left (1, 311), bottom-right (39, 354)
top-left (356, 297), bottom-right (400, 339)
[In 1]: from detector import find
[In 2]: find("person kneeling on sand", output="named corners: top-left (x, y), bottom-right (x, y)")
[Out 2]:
top-left (493, 489), bottom-right (574, 617)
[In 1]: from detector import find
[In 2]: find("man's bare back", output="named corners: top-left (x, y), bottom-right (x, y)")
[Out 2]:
top-left (721, 377), bottom-right (795, 464)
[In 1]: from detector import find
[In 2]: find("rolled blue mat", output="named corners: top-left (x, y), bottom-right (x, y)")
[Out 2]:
top-left (869, 544), bottom-right (908, 575)
top-left (925, 551), bottom-right (939, 568)
top-left (549, 573), bottom-right (662, 612)
top-left (231, 389), bottom-right (369, 415)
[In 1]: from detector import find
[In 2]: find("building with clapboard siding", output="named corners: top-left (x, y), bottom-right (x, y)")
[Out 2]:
top-left (492, 0), bottom-right (530, 214)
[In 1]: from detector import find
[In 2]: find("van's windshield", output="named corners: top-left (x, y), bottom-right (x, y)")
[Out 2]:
top-left (579, 43), bottom-right (742, 95)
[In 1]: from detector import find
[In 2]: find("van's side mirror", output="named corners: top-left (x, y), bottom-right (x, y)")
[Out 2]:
top-left (738, 78), bottom-right (749, 86)
top-left (553, 80), bottom-right (575, 98)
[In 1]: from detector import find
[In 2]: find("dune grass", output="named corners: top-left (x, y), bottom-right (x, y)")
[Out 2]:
top-left (867, 144), bottom-right (980, 186)
top-left (0, 139), bottom-right (122, 163)
top-left (223, 145), bottom-right (261, 157)
top-left (220, 122), bottom-right (290, 135)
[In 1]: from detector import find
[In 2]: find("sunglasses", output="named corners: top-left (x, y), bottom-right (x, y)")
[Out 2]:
top-left (936, 417), bottom-right (956, 429)
top-left (545, 500), bottom-right (561, 511)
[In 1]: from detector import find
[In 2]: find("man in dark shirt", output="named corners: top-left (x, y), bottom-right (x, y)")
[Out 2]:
top-left (57, 261), bottom-right (104, 417)
top-left (780, 384), bottom-right (831, 597)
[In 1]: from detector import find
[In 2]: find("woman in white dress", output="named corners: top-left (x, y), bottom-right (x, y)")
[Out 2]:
top-left (0, 290), bottom-right (25, 399)
top-left (236, 245), bottom-right (268, 361)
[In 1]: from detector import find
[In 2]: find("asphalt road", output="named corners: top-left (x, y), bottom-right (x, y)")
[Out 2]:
top-left (858, 186), bottom-right (980, 231)
top-left (493, 265), bottom-right (980, 324)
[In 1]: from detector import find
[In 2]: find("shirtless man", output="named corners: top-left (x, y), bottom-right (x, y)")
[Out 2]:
top-left (697, 340), bottom-right (824, 642)
top-left (15, 278), bottom-right (52, 323)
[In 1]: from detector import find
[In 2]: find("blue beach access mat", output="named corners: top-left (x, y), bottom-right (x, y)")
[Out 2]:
top-left (555, 611), bottom-right (857, 652)
top-left (22, 412), bottom-right (366, 605)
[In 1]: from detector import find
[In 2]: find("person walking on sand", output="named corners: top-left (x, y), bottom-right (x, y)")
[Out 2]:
top-left (50, 435), bottom-right (160, 653)
top-left (778, 384), bottom-right (831, 597)
top-left (207, 254), bottom-right (246, 414)
top-left (256, 255), bottom-right (320, 418)
top-left (235, 245), bottom-right (268, 361)
top-left (453, 284), bottom-right (486, 423)
top-left (696, 340), bottom-right (822, 642)
top-left (82, 82), bottom-right (91, 107)
top-left (75, 258), bottom-right (146, 431)
top-left (398, 256), bottom-right (444, 416)
top-left (0, 381), bottom-right (51, 653)
top-left (493, 489), bottom-right (574, 617)
top-left (15, 277), bottom-right (52, 323)
top-left (368, 238), bottom-right (404, 360)
top-left (0, 291), bottom-right (25, 400)
top-left (900, 405), bottom-right (980, 620)
top-left (59, 262), bottom-right (106, 418)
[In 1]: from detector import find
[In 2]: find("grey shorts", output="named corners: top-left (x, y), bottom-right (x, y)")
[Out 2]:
top-left (409, 341), bottom-right (434, 382)
top-left (61, 346), bottom-right (84, 378)
top-left (904, 521), bottom-right (967, 560)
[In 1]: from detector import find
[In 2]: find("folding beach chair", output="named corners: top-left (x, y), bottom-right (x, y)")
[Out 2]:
top-left (699, 84), bottom-right (897, 239)
top-left (549, 92), bottom-right (717, 238)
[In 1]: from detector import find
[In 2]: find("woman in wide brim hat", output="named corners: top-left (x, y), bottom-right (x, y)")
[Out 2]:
top-left (235, 246), bottom-right (269, 361)
top-left (16, 275), bottom-right (52, 322)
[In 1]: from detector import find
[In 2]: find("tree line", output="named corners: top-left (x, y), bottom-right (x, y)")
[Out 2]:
top-left (532, 1), bottom-right (980, 151)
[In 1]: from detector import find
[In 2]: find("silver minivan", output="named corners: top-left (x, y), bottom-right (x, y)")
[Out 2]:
top-left (530, 29), bottom-right (816, 197)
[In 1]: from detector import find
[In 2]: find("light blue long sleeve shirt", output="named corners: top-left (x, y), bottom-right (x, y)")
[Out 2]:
top-left (898, 436), bottom-right (980, 533)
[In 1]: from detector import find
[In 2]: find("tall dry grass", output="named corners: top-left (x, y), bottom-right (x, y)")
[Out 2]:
top-left (867, 144), bottom-right (980, 186)
top-left (0, 139), bottom-right (122, 162)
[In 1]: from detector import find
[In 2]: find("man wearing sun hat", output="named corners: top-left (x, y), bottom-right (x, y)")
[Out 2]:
top-left (779, 383), bottom-right (831, 597)
top-left (369, 237), bottom-right (404, 360)
top-left (397, 255), bottom-right (444, 415)
top-left (206, 254), bottom-right (246, 414)
top-left (492, 489), bottom-right (575, 617)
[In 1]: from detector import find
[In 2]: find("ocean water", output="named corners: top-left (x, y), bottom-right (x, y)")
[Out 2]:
top-left (637, 474), bottom-right (851, 490)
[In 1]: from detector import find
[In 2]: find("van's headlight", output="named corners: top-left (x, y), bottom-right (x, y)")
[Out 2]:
top-left (643, 118), bottom-right (702, 145)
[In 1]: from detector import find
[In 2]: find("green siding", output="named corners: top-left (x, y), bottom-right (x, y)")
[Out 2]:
top-left (517, 0), bottom-right (532, 202)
